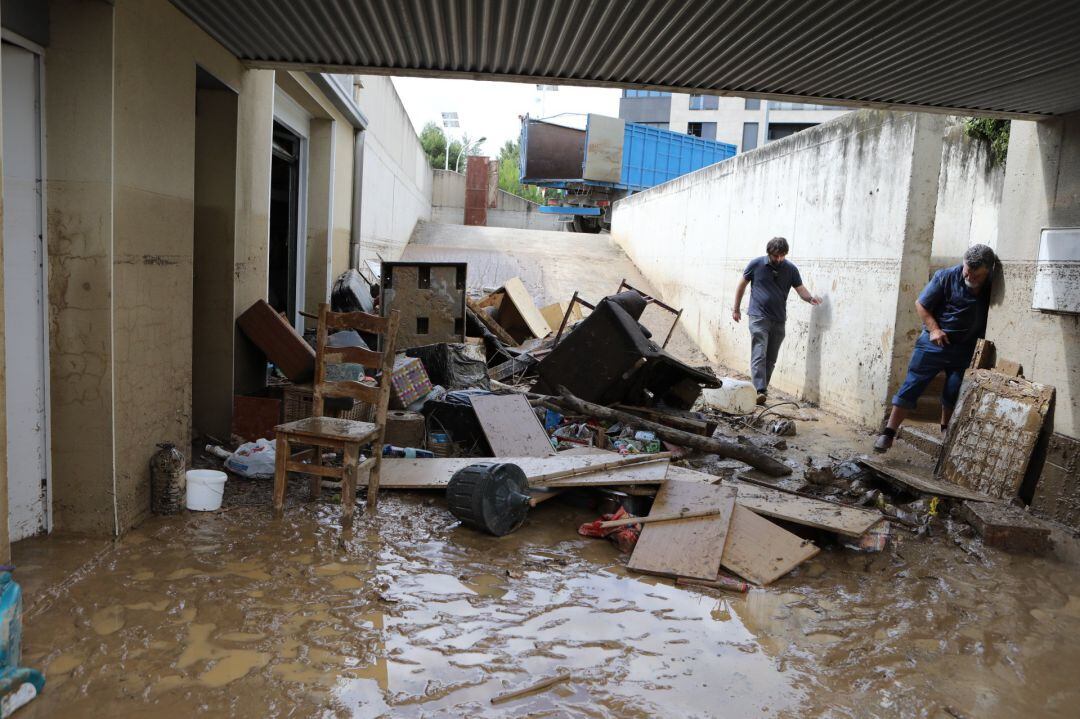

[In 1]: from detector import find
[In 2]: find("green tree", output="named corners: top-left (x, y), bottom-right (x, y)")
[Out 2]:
top-left (419, 121), bottom-right (474, 171)
top-left (497, 140), bottom-right (545, 204)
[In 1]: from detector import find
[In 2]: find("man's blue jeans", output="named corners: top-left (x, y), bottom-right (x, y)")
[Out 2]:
top-left (892, 331), bottom-right (976, 409)
top-left (749, 315), bottom-right (786, 394)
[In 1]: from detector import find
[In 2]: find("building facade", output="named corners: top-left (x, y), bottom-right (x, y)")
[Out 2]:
top-left (0, 0), bottom-right (434, 558)
top-left (620, 90), bottom-right (851, 152)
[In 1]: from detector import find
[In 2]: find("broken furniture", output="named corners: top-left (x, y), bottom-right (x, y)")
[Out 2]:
top-left (488, 277), bottom-right (552, 343)
top-left (471, 393), bottom-right (555, 458)
top-left (272, 304), bottom-right (400, 522)
top-left (237, 299), bottom-right (316, 382)
top-left (282, 383), bottom-right (373, 424)
top-left (405, 342), bottom-right (489, 390)
top-left (936, 369), bottom-right (1055, 501)
top-left (535, 291), bottom-right (720, 409)
top-left (380, 261), bottom-right (467, 350)
top-left (615, 278), bottom-right (683, 348)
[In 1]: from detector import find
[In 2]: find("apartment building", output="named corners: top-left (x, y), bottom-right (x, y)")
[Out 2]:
top-left (620, 90), bottom-right (850, 151)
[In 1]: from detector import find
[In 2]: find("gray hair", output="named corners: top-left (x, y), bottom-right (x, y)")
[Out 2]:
top-left (766, 237), bottom-right (789, 256)
top-left (964, 244), bottom-right (996, 271)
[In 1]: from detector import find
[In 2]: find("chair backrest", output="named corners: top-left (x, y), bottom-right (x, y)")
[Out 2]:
top-left (312, 303), bottom-right (401, 423)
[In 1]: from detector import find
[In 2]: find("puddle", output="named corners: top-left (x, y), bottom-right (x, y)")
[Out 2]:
top-left (17, 480), bottom-right (1080, 718)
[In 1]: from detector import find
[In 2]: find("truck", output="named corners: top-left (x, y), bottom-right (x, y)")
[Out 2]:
top-left (519, 113), bottom-right (737, 232)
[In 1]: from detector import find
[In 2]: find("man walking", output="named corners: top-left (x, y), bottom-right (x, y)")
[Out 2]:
top-left (873, 244), bottom-right (996, 452)
top-left (732, 237), bottom-right (821, 404)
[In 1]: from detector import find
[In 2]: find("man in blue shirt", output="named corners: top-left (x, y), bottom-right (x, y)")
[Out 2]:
top-left (732, 237), bottom-right (822, 404)
top-left (873, 244), bottom-right (996, 452)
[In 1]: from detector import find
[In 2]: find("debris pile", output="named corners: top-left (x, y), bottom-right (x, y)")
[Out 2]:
top-left (213, 262), bottom-right (1059, 592)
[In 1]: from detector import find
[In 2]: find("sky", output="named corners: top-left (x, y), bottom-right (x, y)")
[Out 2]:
top-left (392, 76), bottom-right (621, 157)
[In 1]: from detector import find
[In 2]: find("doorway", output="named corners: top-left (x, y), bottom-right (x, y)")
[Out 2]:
top-left (269, 122), bottom-right (304, 326)
top-left (2, 38), bottom-right (50, 541)
top-left (192, 67), bottom-right (239, 440)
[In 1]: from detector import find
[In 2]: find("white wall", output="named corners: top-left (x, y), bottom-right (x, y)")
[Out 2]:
top-left (930, 121), bottom-right (1004, 268)
top-left (355, 75), bottom-right (433, 262)
top-left (431, 169), bottom-right (563, 231)
top-left (612, 110), bottom-right (947, 426)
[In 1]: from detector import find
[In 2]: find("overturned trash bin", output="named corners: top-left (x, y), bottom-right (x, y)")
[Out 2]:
top-left (446, 462), bottom-right (532, 536)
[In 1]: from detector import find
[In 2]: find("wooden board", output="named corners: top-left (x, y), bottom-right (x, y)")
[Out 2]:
top-left (502, 277), bottom-right (552, 339)
top-left (665, 466), bottom-right (880, 537)
top-left (860, 457), bottom-right (994, 502)
top-left (236, 299), bottom-right (315, 382)
top-left (720, 504), bottom-right (820, 586)
top-left (627, 481), bottom-right (737, 580)
top-left (380, 454), bottom-right (669, 489)
top-left (470, 394), bottom-right (556, 458)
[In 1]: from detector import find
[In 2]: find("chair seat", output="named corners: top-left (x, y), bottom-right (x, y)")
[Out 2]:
top-left (276, 416), bottom-right (379, 443)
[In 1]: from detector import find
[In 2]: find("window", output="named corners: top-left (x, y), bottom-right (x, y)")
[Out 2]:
top-left (744, 98), bottom-right (761, 110)
top-left (622, 89), bottom-right (672, 98)
top-left (687, 122), bottom-right (703, 138)
top-left (699, 122), bottom-right (717, 140)
top-left (742, 122), bottom-right (759, 152)
top-left (689, 94), bottom-right (719, 110)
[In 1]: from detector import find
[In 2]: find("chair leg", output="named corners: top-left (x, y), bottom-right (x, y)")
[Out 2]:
top-left (273, 432), bottom-right (289, 518)
top-left (309, 443), bottom-right (323, 501)
top-left (342, 443), bottom-right (359, 526)
top-left (367, 442), bottom-right (382, 513)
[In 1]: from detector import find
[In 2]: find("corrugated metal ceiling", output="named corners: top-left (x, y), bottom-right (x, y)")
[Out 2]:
top-left (170, 0), bottom-right (1080, 117)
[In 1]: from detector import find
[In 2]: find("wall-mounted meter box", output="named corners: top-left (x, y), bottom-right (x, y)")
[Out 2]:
top-left (1032, 227), bottom-right (1080, 314)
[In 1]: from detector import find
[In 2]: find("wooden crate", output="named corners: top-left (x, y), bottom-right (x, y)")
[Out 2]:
top-left (283, 383), bottom-right (374, 423)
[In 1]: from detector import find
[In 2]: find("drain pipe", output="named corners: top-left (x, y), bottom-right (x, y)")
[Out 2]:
top-left (350, 128), bottom-right (365, 270)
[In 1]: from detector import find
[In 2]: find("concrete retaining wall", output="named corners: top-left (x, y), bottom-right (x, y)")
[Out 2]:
top-left (612, 110), bottom-right (947, 427)
top-left (431, 170), bottom-right (564, 231)
top-left (355, 76), bottom-right (432, 263)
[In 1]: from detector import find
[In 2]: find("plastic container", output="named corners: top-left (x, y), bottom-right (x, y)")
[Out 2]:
top-left (0, 570), bottom-right (45, 713)
top-left (700, 379), bottom-right (758, 414)
top-left (185, 470), bottom-right (227, 511)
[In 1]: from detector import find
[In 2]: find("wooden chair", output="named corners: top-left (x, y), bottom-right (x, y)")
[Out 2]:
top-left (272, 303), bottom-right (400, 524)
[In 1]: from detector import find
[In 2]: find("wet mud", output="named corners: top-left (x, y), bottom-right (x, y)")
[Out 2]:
top-left (18, 469), bottom-right (1080, 718)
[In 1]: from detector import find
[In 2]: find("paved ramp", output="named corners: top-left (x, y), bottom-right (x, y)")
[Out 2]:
top-left (402, 221), bottom-right (707, 363)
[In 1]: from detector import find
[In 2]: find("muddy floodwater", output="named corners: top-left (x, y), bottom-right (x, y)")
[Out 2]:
top-left (16, 475), bottom-right (1080, 718)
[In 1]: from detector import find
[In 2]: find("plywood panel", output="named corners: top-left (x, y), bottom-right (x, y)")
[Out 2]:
top-left (721, 505), bottom-right (819, 586)
top-left (628, 481), bottom-right (737, 580)
top-left (380, 454), bottom-right (669, 489)
top-left (502, 277), bottom-right (552, 339)
top-left (861, 457), bottom-right (993, 501)
top-left (471, 394), bottom-right (555, 457)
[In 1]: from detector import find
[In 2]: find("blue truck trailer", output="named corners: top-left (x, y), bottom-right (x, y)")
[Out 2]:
top-left (519, 113), bottom-right (736, 232)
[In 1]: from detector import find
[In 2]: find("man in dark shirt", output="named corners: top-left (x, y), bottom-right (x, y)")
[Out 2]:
top-left (874, 244), bottom-right (995, 452)
top-left (732, 237), bottom-right (822, 404)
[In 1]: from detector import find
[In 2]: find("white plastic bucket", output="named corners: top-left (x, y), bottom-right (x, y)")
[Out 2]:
top-left (186, 470), bottom-right (227, 511)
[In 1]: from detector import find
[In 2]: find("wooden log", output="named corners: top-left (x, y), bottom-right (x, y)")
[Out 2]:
top-left (676, 575), bottom-right (750, 593)
top-left (549, 386), bottom-right (792, 477)
top-left (599, 508), bottom-right (723, 529)
top-left (491, 671), bottom-right (573, 704)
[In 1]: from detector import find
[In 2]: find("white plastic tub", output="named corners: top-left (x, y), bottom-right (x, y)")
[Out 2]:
top-left (186, 470), bottom-right (227, 511)
top-left (700, 379), bottom-right (758, 414)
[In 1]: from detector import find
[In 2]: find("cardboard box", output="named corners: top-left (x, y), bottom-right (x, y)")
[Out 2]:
top-left (390, 355), bottom-right (433, 409)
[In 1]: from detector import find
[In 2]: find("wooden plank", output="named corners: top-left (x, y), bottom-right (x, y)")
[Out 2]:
top-left (627, 481), bottom-right (737, 580)
top-left (502, 277), bottom-right (552, 339)
top-left (237, 299), bottom-right (316, 382)
top-left (380, 454), bottom-right (670, 489)
top-left (720, 504), bottom-right (820, 586)
top-left (860, 457), bottom-right (995, 502)
top-left (666, 466), bottom-right (881, 538)
top-left (471, 394), bottom-right (556, 457)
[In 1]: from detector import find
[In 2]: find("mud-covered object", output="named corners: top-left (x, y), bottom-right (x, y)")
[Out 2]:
top-left (331, 269), bottom-right (374, 314)
top-left (150, 443), bottom-right (186, 515)
top-left (420, 390), bottom-right (494, 454)
top-left (406, 343), bottom-right (490, 390)
top-left (446, 462), bottom-right (532, 536)
top-left (533, 294), bottom-right (718, 408)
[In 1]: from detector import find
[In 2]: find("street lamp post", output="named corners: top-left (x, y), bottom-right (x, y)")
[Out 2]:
top-left (440, 111), bottom-right (460, 171)
top-left (456, 137), bottom-right (487, 173)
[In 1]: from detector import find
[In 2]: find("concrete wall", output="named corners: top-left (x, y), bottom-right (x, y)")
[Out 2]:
top-left (431, 169), bottom-right (564, 231)
top-left (354, 75), bottom-right (432, 263)
top-left (930, 121), bottom-right (1005, 268)
top-left (612, 110), bottom-right (947, 426)
top-left (0, 30), bottom-right (8, 560)
top-left (988, 116), bottom-right (1080, 439)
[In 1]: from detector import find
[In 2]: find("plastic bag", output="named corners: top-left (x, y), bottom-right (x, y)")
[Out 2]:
top-left (224, 438), bottom-right (277, 479)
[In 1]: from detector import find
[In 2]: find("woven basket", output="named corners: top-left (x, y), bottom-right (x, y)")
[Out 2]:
top-left (283, 383), bottom-right (374, 423)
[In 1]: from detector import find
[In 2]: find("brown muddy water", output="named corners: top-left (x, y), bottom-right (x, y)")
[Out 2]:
top-left (16, 474), bottom-right (1080, 719)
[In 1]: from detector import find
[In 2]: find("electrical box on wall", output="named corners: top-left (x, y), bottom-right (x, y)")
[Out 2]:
top-left (1032, 227), bottom-right (1080, 314)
